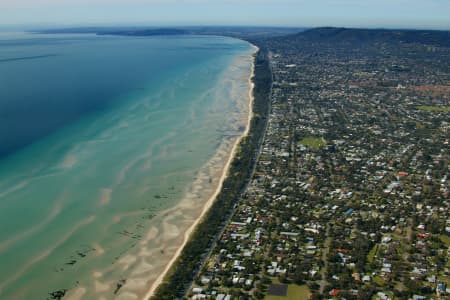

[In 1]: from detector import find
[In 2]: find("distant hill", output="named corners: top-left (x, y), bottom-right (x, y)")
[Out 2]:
top-left (98, 28), bottom-right (188, 36)
top-left (288, 27), bottom-right (450, 47)
top-left (37, 27), bottom-right (449, 47)
top-left (39, 27), bottom-right (188, 36)
top-left (37, 26), bottom-right (306, 39)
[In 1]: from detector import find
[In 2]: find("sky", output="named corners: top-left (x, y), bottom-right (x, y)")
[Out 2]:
top-left (0, 0), bottom-right (449, 29)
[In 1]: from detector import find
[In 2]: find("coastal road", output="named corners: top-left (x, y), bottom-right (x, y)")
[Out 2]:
top-left (182, 49), bottom-right (273, 297)
top-left (319, 225), bottom-right (331, 295)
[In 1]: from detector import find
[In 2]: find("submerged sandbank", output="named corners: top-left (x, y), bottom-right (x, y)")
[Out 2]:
top-left (63, 44), bottom-right (258, 300)
top-left (141, 44), bottom-right (258, 300)
top-left (0, 35), bottom-right (256, 300)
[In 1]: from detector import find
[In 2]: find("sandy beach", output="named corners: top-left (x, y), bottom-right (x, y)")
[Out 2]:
top-left (0, 34), bottom-right (258, 300)
top-left (139, 44), bottom-right (259, 300)
top-left (65, 44), bottom-right (259, 300)
top-left (63, 43), bottom-right (258, 300)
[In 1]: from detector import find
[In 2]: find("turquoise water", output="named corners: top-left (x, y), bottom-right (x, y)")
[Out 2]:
top-left (0, 33), bottom-right (254, 299)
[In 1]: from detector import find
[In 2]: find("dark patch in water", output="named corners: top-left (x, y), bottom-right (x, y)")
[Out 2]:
top-left (65, 260), bottom-right (76, 266)
top-left (113, 279), bottom-right (126, 295)
top-left (47, 289), bottom-right (67, 300)
top-left (0, 54), bottom-right (58, 63)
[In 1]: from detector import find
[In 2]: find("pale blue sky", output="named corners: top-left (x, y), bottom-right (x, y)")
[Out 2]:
top-left (1, 0), bottom-right (449, 29)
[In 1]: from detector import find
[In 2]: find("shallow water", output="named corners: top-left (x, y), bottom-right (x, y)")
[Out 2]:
top-left (0, 33), bottom-right (254, 299)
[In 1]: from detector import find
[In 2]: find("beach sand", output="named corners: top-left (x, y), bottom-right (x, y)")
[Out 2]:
top-left (139, 44), bottom-right (259, 300)
top-left (63, 44), bottom-right (258, 300)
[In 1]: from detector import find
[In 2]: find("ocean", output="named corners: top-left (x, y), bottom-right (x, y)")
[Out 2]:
top-left (0, 32), bottom-right (255, 299)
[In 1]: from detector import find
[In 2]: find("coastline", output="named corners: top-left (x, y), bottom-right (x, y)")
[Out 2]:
top-left (142, 44), bottom-right (258, 300)
top-left (0, 34), bottom-right (264, 300)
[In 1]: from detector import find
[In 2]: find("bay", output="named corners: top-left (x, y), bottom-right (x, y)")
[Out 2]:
top-left (0, 32), bottom-right (254, 299)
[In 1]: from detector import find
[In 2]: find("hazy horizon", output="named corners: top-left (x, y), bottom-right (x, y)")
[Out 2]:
top-left (0, 0), bottom-right (449, 30)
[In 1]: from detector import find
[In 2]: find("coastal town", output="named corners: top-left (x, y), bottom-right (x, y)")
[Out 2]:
top-left (185, 29), bottom-right (450, 300)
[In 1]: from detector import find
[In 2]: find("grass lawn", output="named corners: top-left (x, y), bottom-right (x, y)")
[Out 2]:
top-left (438, 234), bottom-right (450, 247)
top-left (367, 244), bottom-right (379, 263)
top-left (373, 275), bottom-right (386, 286)
top-left (439, 275), bottom-right (450, 286)
top-left (265, 283), bottom-right (311, 300)
top-left (371, 291), bottom-right (394, 300)
top-left (416, 105), bottom-right (450, 113)
top-left (299, 137), bottom-right (327, 150)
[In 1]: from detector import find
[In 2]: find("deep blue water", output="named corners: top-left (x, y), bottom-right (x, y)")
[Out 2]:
top-left (0, 32), bottom-right (254, 299)
top-left (0, 33), bottom-right (240, 159)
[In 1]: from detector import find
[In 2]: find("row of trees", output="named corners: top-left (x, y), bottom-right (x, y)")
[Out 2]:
top-left (151, 46), bottom-right (272, 299)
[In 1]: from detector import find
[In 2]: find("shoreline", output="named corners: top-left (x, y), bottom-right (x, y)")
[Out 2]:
top-left (142, 44), bottom-right (258, 300)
